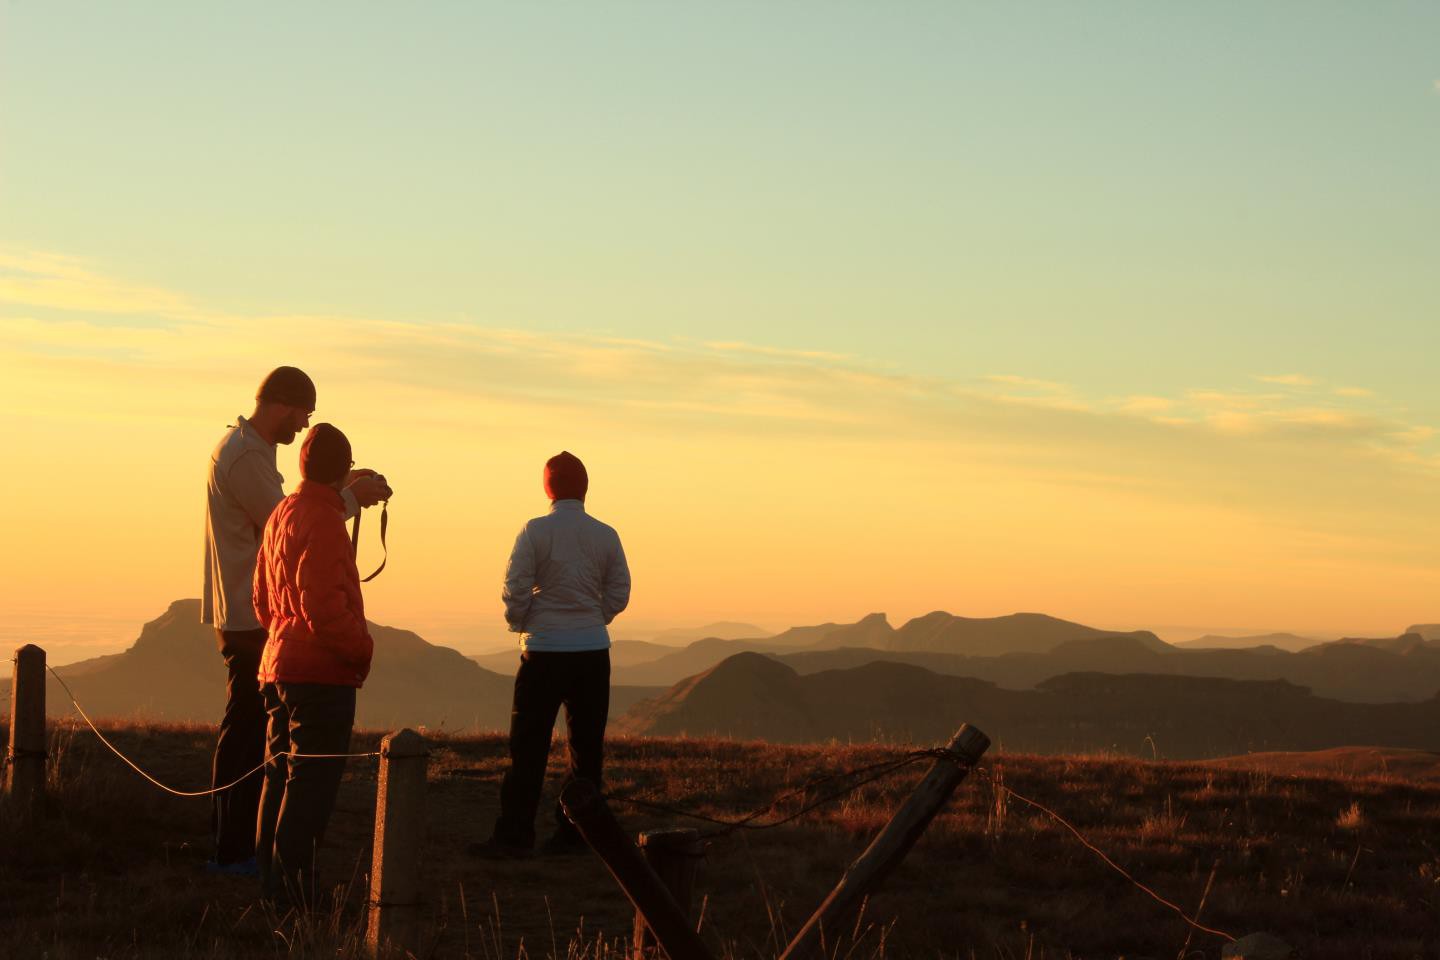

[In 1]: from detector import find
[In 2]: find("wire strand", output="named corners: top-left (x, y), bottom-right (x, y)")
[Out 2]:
top-left (28, 655), bottom-right (1241, 945)
top-left (975, 768), bottom-right (1237, 943)
top-left (46, 664), bottom-right (379, 798)
top-left (606, 747), bottom-right (960, 839)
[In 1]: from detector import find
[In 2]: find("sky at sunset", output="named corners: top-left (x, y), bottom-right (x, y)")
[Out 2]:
top-left (3, 3), bottom-right (1438, 662)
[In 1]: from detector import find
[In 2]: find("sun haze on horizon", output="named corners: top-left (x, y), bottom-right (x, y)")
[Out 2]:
top-left (1, 4), bottom-right (1437, 658)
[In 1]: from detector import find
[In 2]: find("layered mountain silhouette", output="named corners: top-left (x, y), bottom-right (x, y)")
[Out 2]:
top-left (884, 611), bottom-right (1169, 656)
top-left (471, 639), bottom-right (678, 674)
top-left (6, 600), bottom-right (517, 730)
top-left (613, 653), bottom-right (1440, 757)
top-left (649, 622), bottom-right (767, 645)
top-left (608, 612), bottom-right (1170, 685)
top-left (12, 603), bottom-right (1440, 744)
top-left (769, 636), bottom-right (1440, 704)
top-left (1174, 632), bottom-right (1319, 653)
top-left (600, 612), bottom-right (1440, 702)
top-left (1322, 632), bottom-right (1440, 655)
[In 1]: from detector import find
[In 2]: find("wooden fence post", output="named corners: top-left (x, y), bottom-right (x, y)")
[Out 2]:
top-left (366, 729), bottom-right (427, 959)
top-left (6, 645), bottom-right (46, 819)
top-left (633, 829), bottom-right (704, 959)
top-left (560, 779), bottom-right (716, 960)
top-left (779, 724), bottom-right (991, 960)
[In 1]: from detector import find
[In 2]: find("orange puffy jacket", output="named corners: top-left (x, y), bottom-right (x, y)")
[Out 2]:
top-left (253, 480), bottom-right (373, 687)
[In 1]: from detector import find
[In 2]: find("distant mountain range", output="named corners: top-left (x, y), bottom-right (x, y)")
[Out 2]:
top-left (5, 600), bottom-right (513, 730)
top-left (612, 653), bottom-right (1440, 757)
top-left (585, 613), bottom-right (1440, 703)
top-left (10, 602), bottom-right (1440, 753)
top-left (1327, 632), bottom-right (1440, 655)
top-left (648, 621), bottom-right (767, 645)
top-left (597, 611), bottom-right (1165, 685)
top-left (470, 639), bottom-right (681, 675)
top-left (1174, 632), bottom-right (1319, 653)
top-left (883, 611), bottom-right (1170, 656)
top-left (769, 634), bottom-right (1440, 704)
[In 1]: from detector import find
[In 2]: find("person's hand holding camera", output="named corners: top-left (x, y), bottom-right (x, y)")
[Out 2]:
top-left (346, 469), bottom-right (392, 508)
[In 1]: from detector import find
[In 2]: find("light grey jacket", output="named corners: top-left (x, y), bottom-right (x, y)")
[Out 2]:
top-left (202, 416), bottom-right (356, 631)
top-left (502, 500), bottom-right (631, 646)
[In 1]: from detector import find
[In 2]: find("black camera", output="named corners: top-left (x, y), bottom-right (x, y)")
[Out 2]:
top-left (374, 474), bottom-right (394, 501)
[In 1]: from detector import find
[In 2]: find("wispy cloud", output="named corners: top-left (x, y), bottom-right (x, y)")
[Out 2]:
top-left (1254, 373), bottom-right (1317, 387)
top-left (4, 251), bottom-right (1439, 637)
top-left (985, 374), bottom-right (1068, 391)
top-left (3, 254), bottom-right (1433, 468)
top-left (1186, 389), bottom-right (1287, 411)
top-left (0, 251), bottom-right (203, 318)
top-left (979, 374), bottom-right (1089, 411)
top-left (701, 340), bottom-right (853, 363)
top-left (1115, 395), bottom-right (1174, 415)
top-left (2, 251), bottom-right (1436, 504)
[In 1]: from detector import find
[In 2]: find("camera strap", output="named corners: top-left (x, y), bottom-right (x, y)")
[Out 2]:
top-left (350, 501), bottom-right (389, 583)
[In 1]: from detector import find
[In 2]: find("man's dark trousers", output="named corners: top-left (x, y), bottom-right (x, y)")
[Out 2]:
top-left (493, 649), bottom-right (610, 849)
top-left (256, 682), bottom-right (356, 904)
top-left (212, 627), bottom-right (267, 865)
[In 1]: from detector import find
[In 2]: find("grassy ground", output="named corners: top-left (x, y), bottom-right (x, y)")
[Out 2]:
top-left (1, 719), bottom-right (1438, 959)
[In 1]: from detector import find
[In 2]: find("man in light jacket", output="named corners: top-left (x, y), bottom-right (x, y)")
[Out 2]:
top-left (201, 366), bottom-right (385, 875)
top-left (253, 422), bottom-right (375, 905)
top-left (475, 450), bottom-right (631, 858)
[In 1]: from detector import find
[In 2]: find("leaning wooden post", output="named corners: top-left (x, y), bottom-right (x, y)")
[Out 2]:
top-left (366, 729), bottom-right (427, 959)
top-left (633, 829), bottom-right (705, 959)
top-left (779, 724), bottom-right (991, 960)
top-left (560, 779), bottom-right (716, 960)
top-left (6, 645), bottom-right (47, 819)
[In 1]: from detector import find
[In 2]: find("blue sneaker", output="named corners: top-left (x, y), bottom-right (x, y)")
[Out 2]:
top-left (205, 857), bottom-right (260, 878)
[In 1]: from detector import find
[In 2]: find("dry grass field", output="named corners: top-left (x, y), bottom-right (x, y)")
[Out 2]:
top-left (2, 719), bottom-right (1438, 959)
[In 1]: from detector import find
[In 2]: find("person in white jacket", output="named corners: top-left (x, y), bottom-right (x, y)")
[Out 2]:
top-left (474, 450), bottom-right (631, 858)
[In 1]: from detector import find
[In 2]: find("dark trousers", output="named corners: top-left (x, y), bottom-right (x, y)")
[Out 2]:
top-left (256, 682), bottom-right (356, 904)
top-left (493, 648), bottom-right (610, 848)
top-left (212, 627), bottom-right (267, 865)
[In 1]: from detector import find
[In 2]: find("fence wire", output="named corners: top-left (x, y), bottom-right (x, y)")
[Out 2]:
top-left (605, 747), bottom-right (958, 839)
top-left (44, 663), bottom-right (379, 798)
top-left (609, 748), bottom-right (1238, 945)
top-left (972, 767), bottom-right (1237, 944)
top-left (15, 654), bottom-right (1238, 945)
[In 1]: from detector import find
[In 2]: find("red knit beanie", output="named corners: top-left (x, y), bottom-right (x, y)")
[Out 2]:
top-left (543, 451), bottom-right (588, 501)
top-left (300, 423), bottom-right (352, 484)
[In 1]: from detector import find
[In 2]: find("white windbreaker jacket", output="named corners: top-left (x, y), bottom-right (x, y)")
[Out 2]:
top-left (502, 500), bottom-right (631, 651)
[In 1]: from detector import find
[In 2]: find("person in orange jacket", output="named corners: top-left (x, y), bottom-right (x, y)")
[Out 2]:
top-left (252, 422), bottom-right (375, 906)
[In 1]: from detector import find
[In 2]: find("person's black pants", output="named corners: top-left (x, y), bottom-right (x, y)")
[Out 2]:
top-left (256, 682), bottom-right (356, 904)
top-left (212, 627), bottom-right (267, 865)
top-left (493, 649), bottom-right (610, 848)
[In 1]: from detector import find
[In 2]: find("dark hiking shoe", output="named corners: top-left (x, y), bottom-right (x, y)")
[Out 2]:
top-left (467, 837), bottom-right (535, 860)
top-left (539, 832), bottom-right (589, 857)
